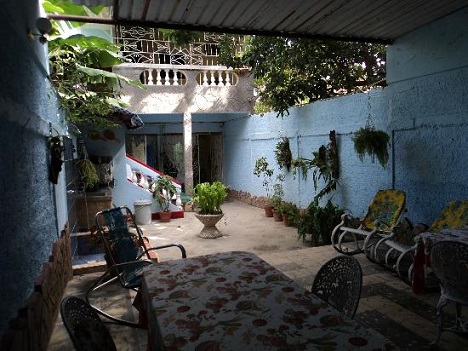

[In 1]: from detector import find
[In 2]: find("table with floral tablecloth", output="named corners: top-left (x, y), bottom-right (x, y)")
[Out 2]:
top-left (138, 251), bottom-right (396, 351)
top-left (412, 227), bottom-right (468, 293)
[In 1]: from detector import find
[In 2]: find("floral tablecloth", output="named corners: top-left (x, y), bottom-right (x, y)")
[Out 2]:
top-left (412, 227), bottom-right (468, 293)
top-left (139, 251), bottom-right (396, 350)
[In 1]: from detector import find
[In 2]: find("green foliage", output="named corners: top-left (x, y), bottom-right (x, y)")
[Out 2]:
top-left (217, 35), bottom-right (386, 117)
top-left (297, 200), bottom-right (344, 246)
top-left (269, 174), bottom-right (285, 208)
top-left (76, 159), bottom-right (99, 190)
top-left (159, 29), bottom-right (204, 47)
top-left (152, 175), bottom-right (177, 211)
top-left (253, 157), bottom-right (274, 199)
top-left (274, 137), bottom-right (292, 171)
top-left (45, 1), bottom-right (143, 129)
top-left (278, 202), bottom-right (299, 225)
top-left (48, 34), bottom-right (143, 129)
top-left (292, 142), bottom-right (339, 203)
top-left (192, 181), bottom-right (228, 214)
top-left (352, 124), bottom-right (390, 167)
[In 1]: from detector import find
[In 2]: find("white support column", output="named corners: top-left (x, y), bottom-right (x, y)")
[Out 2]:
top-left (183, 111), bottom-right (193, 194)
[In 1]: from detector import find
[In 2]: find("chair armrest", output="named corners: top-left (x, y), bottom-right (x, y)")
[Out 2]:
top-left (146, 243), bottom-right (187, 258)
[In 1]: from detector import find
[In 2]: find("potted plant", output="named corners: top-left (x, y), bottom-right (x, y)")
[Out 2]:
top-left (297, 200), bottom-right (344, 246)
top-left (76, 158), bottom-right (99, 191)
top-left (270, 174), bottom-right (285, 221)
top-left (274, 137), bottom-right (292, 171)
top-left (192, 181), bottom-right (228, 238)
top-left (151, 175), bottom-right (177, 222)
top-left (253, 157), bottom-right (274, 217)
top-left (352, 123), bottom-right (390, 168)
top-left (279, 202), bottom-right (299, 227)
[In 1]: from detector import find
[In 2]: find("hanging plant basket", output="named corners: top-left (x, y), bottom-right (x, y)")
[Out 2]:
top-left (274, 137), bottom-right (292, 171)
top-left (352, 125), bottom-right (390, 167)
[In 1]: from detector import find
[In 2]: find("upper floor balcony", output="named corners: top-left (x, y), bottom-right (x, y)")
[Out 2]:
top-left (113, 26), bottom-right (255, 114)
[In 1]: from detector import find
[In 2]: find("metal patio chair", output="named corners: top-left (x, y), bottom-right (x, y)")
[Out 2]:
top-left (86, 206), bottom-right (187, 327)
top-left (60, 296), bottom-right (117, 351)
top-left (331, 189), bottom-right (406, 257)
top-left (430, 240), bottom-right (468, 346)
top-left (311, 255), bottom-right (363, 319)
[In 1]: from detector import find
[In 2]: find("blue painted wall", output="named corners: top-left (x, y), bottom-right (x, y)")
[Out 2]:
top-left (224, 8), bottom-right (468, 225)
top-left (0, 0), bottom-right (66, 336)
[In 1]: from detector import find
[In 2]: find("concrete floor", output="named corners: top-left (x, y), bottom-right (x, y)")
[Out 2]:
top-left (48, 200), bottom-right (468, 351)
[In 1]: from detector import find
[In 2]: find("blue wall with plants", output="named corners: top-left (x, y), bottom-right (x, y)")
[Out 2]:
top-left (224, 8), bottom-right (468, 226)
top-left (0, 0), bottom-right (67, 336)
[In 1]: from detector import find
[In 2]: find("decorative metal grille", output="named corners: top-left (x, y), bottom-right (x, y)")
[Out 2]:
top-left (115, 26), bottom-right (245, 66)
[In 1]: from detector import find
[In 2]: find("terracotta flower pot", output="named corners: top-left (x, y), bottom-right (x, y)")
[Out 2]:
top-left (159, 211), bottom-right (171, 222)
top-left (272, 209), bottom-right (283, 222)
top-left (264, 206), bottom-right (274, 217)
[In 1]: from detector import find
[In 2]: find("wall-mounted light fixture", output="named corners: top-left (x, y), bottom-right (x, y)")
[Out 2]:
top-left (28, 17), bottom-right (52, 44)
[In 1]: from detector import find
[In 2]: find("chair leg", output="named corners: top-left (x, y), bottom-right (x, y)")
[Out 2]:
top-left (85, 267), bottom-right (145, 329)
top-left (432, 294), bottom-right (448, 346)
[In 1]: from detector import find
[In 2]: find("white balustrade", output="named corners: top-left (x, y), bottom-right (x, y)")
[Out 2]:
top-left (140, 68), bottom-right (237, 86)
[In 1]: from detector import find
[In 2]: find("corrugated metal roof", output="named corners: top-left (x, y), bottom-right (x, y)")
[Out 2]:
top-left (70, 0), bottom-right (468, 43)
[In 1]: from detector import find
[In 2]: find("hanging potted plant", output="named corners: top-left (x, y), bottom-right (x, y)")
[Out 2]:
top-left (76, 158), bottom-right (99, 191)
top-left (352, 123), bottom-right (390, 168)
top-left (151, 175), bottom-right (177, 222)
top-left (192, 181), bottom-right (228, 238)
top-left (274, 137), bottom-right (292, 171)
top-left (253, 157), bottom-right (274, 217)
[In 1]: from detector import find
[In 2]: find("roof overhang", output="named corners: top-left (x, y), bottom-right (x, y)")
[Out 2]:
top-left (51, 0), bottom-right (468, 44)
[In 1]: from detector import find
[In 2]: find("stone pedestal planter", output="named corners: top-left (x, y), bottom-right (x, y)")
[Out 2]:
top-left (195, 213), bottom-right (224, 238)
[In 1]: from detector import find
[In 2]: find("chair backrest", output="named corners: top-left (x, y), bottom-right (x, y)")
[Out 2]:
top-left (312, 255), bottom-right (363, 319)
top-left (96, 206), bottom-right (153, 286)
top-left (429, 200), bottom-right (468, 232)
top-left (60, 296), bottom-right (117, 351)
top-left (361, 189), bottom-right (406, 231)
top-left (430, 241), bottom-right (468, 303)
top-left (96, 206), bottom-right (146, 266)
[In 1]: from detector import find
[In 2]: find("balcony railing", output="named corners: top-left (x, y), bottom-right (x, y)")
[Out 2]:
top-left (138, 67), bottom-right (239, 86)
top-left (114, 26), bottom-right (246, 67)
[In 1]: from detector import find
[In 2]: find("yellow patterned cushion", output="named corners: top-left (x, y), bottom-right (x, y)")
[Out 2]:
top-left (362, 189), bottom-right (406, 231)
top-left (429, 200), bottom-right (468, 232)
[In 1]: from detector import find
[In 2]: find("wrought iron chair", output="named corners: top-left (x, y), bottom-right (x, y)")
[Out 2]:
top-left (430, 240), bottom-right (468, 346)
top-left (311, 255), bottom-right (363, 319)
top-left (60, 296), bottom-right (117, 351)
top-left (331, 189), bottom-right (406, 257)
top-left (86, 206), bottom-right (187, 327)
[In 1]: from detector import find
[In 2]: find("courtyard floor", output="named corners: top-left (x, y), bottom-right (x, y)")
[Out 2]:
top-left (48, 200), bottom-right (468, 350)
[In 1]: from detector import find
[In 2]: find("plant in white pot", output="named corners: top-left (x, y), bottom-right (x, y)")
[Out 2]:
top-left (192, 181), bottom-right (228, 238)
top-left (151, 175), bottom-right (177, 222)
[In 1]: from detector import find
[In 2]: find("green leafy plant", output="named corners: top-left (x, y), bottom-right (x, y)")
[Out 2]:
top-left (192, 181), bottom-right (228, 214)
top-left (45, 1), bottom-right (143, 129)
top-left (76, 158), bottom-right (99, 190)
top-left (253, 157), bottom-right (274, 200)
top-left (269, 174), bottom-right (285, 209)
top-left (152, 175), bottom-right (177, 211)
top-left (352, 124), bottom-right (390, 167)
top-left (291, 131), bottom-right (339, 203)
top-left (278, 202), bottom-right (299, 226)
top-left (297, 200), bottom-right (344, 246)
top-left (274, 137), bottom-right (292, 171)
